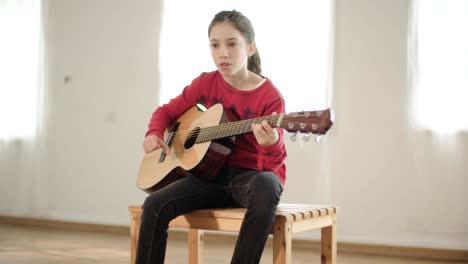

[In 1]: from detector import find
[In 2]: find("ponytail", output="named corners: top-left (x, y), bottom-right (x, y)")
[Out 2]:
top-left (248, 50), bottom-right (262, 75)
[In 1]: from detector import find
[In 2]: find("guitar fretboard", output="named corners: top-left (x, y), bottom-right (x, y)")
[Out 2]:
top-left (196, 114), bottom-right (281, 143)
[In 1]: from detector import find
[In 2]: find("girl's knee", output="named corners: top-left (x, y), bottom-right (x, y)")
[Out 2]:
top-left (247, 172), bottom-right (283, 209)
top-left (142, 193), bottom-right (166, 216)
top-left (250, 172), bottom-right (283, 195)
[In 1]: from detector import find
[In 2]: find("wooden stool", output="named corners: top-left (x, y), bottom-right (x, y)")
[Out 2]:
top-left (128, 204), bottom-right (337, 264)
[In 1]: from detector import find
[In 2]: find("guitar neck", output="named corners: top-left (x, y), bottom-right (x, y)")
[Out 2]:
top-left (196, 114), bottom-right (282, 143)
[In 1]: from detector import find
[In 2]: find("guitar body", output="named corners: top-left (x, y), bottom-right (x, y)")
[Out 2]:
top-left (137, 104), bottom-right (231, 193)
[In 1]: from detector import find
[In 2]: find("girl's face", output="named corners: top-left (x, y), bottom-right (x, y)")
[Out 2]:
top-left (209, 21), bottom-right (256, 79)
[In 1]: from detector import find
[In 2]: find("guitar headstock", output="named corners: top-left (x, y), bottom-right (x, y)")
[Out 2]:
top-left (280, 108), bottom-right (334, 136)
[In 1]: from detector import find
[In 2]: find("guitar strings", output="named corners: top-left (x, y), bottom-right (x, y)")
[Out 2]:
top-left (164, 115), bottom-right (325, 143)
top-left (165, 114), bottom-right (325, 142)
top-left (165, 114), bottom-right (283, 143)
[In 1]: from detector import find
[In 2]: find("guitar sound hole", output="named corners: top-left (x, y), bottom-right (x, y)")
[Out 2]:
top-left (184, 127), bottom-right (201, 149)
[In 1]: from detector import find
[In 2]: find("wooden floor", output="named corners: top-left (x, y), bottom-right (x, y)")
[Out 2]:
top-left (0, 223), bottom-right (464, 264)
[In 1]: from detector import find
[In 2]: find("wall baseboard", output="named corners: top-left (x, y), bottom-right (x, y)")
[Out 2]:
top-left (1, 215), bottom-right (467, 262)
top-left (0, 215), bottom-right (129, 235)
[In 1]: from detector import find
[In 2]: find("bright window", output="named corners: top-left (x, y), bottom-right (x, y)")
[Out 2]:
top-left (0, 0), bottom-right (41, 140)
top-left (159, 0), bottom-right (332, 112)
top-left (412, 0), bottom-right (468, 133)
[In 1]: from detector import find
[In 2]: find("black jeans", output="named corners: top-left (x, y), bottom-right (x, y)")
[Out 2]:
top-left (135, 167), bottom-right (283, 264)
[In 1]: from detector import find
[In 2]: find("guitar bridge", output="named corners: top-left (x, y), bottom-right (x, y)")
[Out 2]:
top-left (159, 122), bottom-right (180, 162)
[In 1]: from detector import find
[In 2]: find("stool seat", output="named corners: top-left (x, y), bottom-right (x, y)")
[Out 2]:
top-left (129, 203), bottom-right (337, 264)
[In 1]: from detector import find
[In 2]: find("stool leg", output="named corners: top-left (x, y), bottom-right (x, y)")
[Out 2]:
top-left (188, 229), bottom-right (204, 264)
top-left (273, 220), bottom-right (292, 264)
top-left (130, 212), bottom-right (140, 264)
top-left (321, 215), bottom-right (337, 264)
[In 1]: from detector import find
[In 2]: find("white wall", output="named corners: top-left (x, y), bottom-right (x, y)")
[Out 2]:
top-left (0, 0), bottom-right (467, 250)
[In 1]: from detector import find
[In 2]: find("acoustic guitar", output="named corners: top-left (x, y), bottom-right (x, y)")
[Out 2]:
top-left (137, 103), bottom-right (333, 193)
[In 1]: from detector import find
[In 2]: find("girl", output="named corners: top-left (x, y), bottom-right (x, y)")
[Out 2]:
top-left (136, 10), bottom-right (287, 264)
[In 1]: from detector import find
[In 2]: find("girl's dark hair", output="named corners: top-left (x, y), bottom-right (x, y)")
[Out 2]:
top-left (208, 10), bottom-right (261, 75)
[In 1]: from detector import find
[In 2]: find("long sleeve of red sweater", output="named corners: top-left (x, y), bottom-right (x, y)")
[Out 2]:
top-left (145, 76), bottom-right (202, 139)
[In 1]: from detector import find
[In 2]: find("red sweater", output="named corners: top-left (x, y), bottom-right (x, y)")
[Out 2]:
top-left (146, 71), bottom-right (287, 185)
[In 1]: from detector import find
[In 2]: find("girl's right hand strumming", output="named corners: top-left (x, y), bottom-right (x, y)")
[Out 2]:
top-left (143, 135), bottom-right (170, 154)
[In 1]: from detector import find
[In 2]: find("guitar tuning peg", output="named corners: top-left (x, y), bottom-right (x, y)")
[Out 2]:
top-left (303, 133), bottom-right (311, 141)
top-left (315, 135), bottom-right (322, 143)
top-left (290, 132), bottom-right (298, 141)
